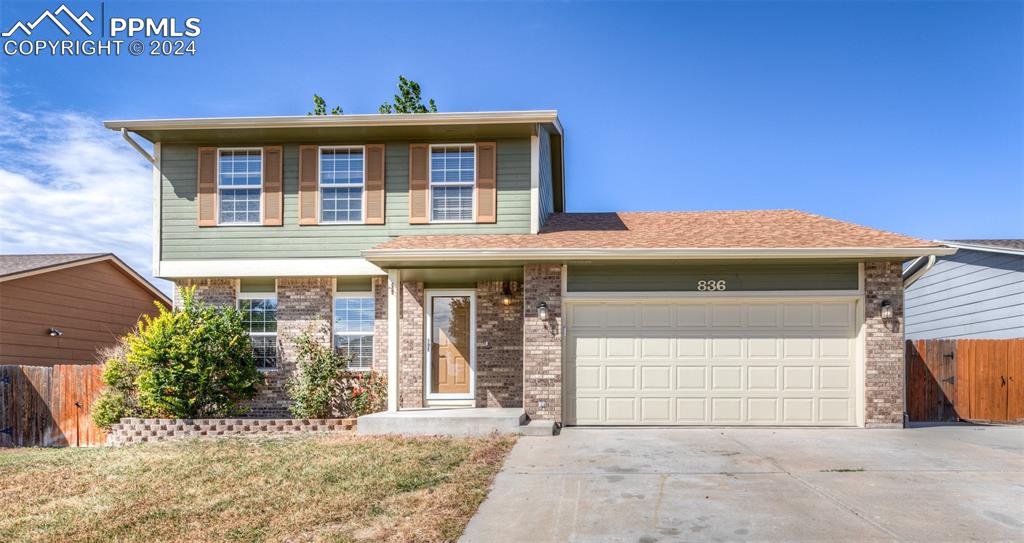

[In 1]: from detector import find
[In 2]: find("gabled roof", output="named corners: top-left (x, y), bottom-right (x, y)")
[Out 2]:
top-left (942, 240), bottom-right (1024, 255)
top-left (364, 210), bottom-right (954, 263)
top-left (0, 253), bottom-right (171, 305)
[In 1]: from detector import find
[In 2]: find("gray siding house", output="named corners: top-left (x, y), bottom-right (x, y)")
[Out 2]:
top-left (904, 240), bottom-right (1024, 339)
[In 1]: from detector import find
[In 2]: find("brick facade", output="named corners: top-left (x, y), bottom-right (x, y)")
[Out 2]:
top-left (398, 281), bottom-right (425, 408)
top-left (372, 276), bottom-right (389, 374)
top-left (174, 278), bottom-right (235, 309)
top-left (475, 281), bottom-right (524, 407)
top-left (106, 417), bottom-right (354, 446)
top-left (864, 261), bottom-right (906, 427)
top-left (523, 264), bottom-right (563, 422)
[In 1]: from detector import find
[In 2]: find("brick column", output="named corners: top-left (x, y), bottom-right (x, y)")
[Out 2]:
top-left (475, 281), bottom-right (524, 408)
top-left (247, 277), bottom-right (332, 417)
top-left (523, 264), bottom-right (562, 423)
top-left (174, 278), bottom-right (235, 309)
top-left (864, 261), bottom-right (905, 427)
top-left (372, 276), bottom-right (389, 374)
top-left (399, 281), bottom-right (424, 408)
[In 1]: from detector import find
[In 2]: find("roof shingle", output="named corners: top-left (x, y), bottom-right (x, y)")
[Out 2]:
top-left (369, 210), bottom-right (940, 252)
top-left (0, 253), bottom-right (108, 278)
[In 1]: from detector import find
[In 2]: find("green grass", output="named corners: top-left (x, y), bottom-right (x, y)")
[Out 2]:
top-left (0, 433), bottom-right (516, 543)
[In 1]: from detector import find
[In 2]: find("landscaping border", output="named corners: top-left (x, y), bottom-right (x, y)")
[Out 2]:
top-left (107, 417), bottom-right (356, 446)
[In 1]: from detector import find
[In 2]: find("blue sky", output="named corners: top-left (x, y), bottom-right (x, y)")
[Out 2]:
top-left (1, 1), bottom-right (1021, 292)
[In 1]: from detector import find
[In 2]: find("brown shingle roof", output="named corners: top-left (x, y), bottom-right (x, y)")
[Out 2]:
top-left (369, 210), bottom-right (941, 252)
top-left (0, 253), bottom-right (108, 278)
top-left (947, 239), bottom-right (1024, 252)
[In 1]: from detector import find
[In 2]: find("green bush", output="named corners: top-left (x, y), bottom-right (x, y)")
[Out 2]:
top-left (286, 326), bottom-right (388, 418)
top-left (91, 287), bottom-right (263, 428)
top-left (286, 327), bottom-right (347, 418)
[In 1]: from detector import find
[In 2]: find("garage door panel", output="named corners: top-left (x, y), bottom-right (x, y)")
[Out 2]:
top-left (566, 300), bottom-right (859, 426)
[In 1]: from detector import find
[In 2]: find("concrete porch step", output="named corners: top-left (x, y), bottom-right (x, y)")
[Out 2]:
top-left (519, 419), bottom-right (557, 436)
top-left (358, 408), bottom-right (526, 437)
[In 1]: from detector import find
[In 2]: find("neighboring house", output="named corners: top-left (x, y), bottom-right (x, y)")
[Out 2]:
top-left (904, 240), bottom-right (1024, 339)
top-left (0, 253), bottom-right (170, 366)
top-left (106, 111), bottom-right (953, 427)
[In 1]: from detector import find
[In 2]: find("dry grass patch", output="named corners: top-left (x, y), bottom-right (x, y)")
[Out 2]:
top-left (0, 433), bottom-right (516, 543)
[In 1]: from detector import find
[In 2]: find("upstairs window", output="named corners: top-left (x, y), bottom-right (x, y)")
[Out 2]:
top-left (218, 149), bottom-right (262, 225)
top-left (320, 147), bottom-right (365, 223)
top-left (430, 144), bottom-right (475, 222)
top-left (333, 294), bottom-right (374, 371)
top-left (239, 294), bottom-right (277, 370)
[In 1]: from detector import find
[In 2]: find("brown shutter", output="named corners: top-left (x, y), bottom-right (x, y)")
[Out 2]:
top-left (298, 145), bottom-right (319, 225)
top-left (197, 147), bottom-right (217, 227)
top-left (408, 143), bottom-right (429, 224)
top-left (262, 146), bottom-right (283, 226)
top-left (364, 144), bottom-right (386, 224)
top-left (475, 142), bottom-right (497, 223)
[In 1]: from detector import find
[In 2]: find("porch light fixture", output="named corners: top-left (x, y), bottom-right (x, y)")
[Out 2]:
top-left (47, 327), bottom-right (63, 337)
top-left (536, 301), bottom-right (549, 321)
top-left (880, 299), bottom-right (893, 321)
top-left (501, 282), bottom-right (514, 306)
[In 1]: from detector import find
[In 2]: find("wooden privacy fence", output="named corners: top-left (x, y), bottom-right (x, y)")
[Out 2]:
top-left (907, 339), bottom-right (1024, 423)
top-left (0, 364), bottom-right (106, 447)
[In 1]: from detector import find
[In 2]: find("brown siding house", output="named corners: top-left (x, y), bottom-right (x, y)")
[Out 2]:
top-left (0, 254), bottom-right (170, 366)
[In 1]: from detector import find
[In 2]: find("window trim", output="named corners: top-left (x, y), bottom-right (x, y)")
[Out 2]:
top-left (428, 143), bottom-right (477, 224)
top-left (318, 145), bottom-right (367, 225)
top-left (333, 291), bottom-right (374, 372)
top-left (237, 291), bottom-right (278, 371)
top-left (216, 147), bottom-right (264, 226)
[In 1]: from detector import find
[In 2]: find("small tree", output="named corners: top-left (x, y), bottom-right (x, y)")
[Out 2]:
top-left (379, 75), bottom-right (438, 114)
top-left (286, 327), bottom-right (348, 418)
top-left (91, 288), bottom-right (263, 427)
top-left (308, 93), bottom-right (343, 115)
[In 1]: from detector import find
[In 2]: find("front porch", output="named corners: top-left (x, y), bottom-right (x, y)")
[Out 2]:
top-left (357, 407), bottom-right (527, 436)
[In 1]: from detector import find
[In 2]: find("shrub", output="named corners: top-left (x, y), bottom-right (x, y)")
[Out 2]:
top-left (91, 287), bottom-right (263, 428)
top-left (287, 326), bottom-right (388, 418)
top-left (286, 327), bottom-right (347, 418)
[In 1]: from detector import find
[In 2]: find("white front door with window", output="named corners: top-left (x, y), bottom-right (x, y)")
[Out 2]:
top-left (425, 290), bottom-right (476, 401)
top-left (564, 299), bottom-right (862, 426)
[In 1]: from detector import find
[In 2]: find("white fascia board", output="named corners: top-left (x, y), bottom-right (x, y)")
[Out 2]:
top-left (363, 246), bottom-right (958, 262)
top-left (158, 258), bottom-right (384, 279)
top-left (937, 242), bottom-right (1021, 256)
top-left (104, 111), bottom-right (560, 132)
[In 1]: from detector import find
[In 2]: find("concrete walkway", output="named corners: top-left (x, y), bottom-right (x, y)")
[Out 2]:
top-left (461, 426), bottom-right (1024, 542)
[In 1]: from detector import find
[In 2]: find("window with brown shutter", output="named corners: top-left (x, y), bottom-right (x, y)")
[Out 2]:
top-left (197, 147), bottom-right (217, 227)
top-left (408, 143), bottom-right (429, 224)
top-left (364, 144), bottom-right (386, 224)
top-left (262, 146), bottom-right (283, 226)
top-left (298, 145), bottom-right (319, 225)
top-left (475, 142), bottom-right (497, 223)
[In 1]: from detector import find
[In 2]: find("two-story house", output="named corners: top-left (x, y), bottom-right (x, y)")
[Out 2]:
top-left (106, 111), bottom-right (953, 428)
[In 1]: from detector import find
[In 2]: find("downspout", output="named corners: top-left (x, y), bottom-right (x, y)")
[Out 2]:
top-left (902, 254), bottom-right (937, 288)
top-left (121, 128), bottom-right (156, 164)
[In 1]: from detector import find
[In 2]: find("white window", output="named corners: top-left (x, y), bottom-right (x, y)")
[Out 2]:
top-left (430, 144), bottom-right (475, 222)
top-left (238, 294), bottom-right (277, 370)
top-left (320, 146), bottom-right (365, 223)
top-left (218, 149), bottom-right (262, 225)
top-left (333, 293), bottom-right (374, 371)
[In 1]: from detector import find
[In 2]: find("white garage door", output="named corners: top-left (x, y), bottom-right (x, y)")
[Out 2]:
top-left (564, 299), bottom-right (860, 426)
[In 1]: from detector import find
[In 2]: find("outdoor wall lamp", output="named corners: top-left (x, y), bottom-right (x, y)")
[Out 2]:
top-left (536, 301), bottom-right (549, 321)
top-left (501, 282), bottom-right (514, 306)
top-left (880, 299), bottom-right (896, 330)
top-left (47, 327), bottom-right (63, 337)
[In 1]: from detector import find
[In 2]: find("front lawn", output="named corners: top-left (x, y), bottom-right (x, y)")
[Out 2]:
top-left (0, 434), bottom-right (516, 542)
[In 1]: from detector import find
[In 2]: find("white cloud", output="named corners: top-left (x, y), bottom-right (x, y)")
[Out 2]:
top-left (0, 101), bottom-right (172, 295)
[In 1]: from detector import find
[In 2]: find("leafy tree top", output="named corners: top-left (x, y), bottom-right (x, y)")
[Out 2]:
top-left (308, 94), bottom-right (343, 116)
top-left (379, 75), bottom-right (438, 114)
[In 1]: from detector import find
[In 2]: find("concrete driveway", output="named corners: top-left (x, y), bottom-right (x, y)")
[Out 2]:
top-left (461, 426), bottom-right (1024, 542)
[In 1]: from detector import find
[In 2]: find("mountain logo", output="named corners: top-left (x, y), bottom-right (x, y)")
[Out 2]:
top-left (2, 4), bottom-right (95, 37)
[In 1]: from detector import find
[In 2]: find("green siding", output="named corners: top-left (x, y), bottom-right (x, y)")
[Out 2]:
top-left (160, 139), bottom-right (532, 260)
top-left (538, 127), bottom-right (554, 225)
top-left (336, 276), bottom-right (373, 292)
top-left (239, 277), bottom-right (275, 293)
top-left (568, 262), bottom-right (859, 292)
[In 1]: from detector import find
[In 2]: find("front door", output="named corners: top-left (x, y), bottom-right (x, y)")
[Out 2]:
top-left (426, 291), bottom-right (475, 399)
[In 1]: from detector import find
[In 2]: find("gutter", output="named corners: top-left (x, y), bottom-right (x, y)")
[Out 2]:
top-left (363, 246), bottom-right (958, 263)
top-left (902, 254), bottom-right (938, 288)
top-left (120, 128), bottom-right (156, 164)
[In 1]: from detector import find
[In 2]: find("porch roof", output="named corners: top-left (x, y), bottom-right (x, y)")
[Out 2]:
top-left (363, 210), bottom-right (954, 263)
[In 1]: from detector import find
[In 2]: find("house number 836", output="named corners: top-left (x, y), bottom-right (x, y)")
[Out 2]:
top-left (697, 280), bottom-right (727, 291)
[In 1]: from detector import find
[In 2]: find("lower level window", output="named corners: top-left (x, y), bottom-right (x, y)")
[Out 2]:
top-left (334, 295), bottom-right (374, 371)
top-left (239, 296), bottom-right (278, 369)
